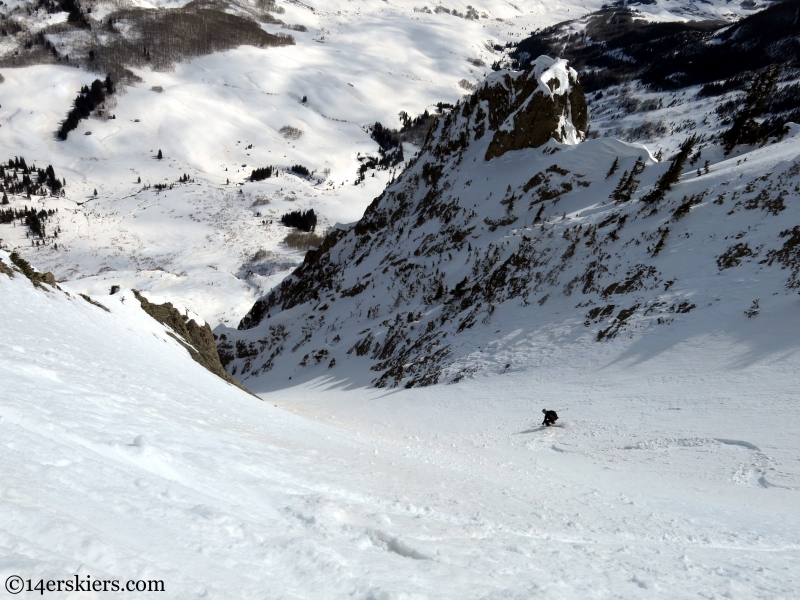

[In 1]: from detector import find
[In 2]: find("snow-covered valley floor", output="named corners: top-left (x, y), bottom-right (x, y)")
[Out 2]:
top-left (1, 256), bottom-right (798, 599)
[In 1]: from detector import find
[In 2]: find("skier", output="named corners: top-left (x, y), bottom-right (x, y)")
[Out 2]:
top-left (542, 409), bottom-right (558, 427)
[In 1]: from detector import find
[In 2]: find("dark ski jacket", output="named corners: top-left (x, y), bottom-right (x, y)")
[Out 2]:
top-left (542, 410), bottom-right (558, 425)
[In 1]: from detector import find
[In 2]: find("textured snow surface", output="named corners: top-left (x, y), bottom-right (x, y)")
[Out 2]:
top-left (1, 253), bottom-right (799, 599)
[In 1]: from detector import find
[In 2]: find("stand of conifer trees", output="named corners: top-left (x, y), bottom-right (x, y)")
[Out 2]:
top-left (58, 77), bottom-right (114, 140)
top-left (280, 209), bottom-right (316, 232)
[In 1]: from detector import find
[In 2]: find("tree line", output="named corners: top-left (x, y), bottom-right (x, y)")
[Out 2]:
top-left (0, 206), bottom-right (58, 239)
top-left (249, 164), bottom-right (313, 181)
top-left (280, 209), bottom-right (317, 232)
top-left (58, 77), bottom-right (114, 140)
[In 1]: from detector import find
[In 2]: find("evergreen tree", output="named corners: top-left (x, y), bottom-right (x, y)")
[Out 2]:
top-left (251, 166), bottom-right (274, 181)
top-left (157, 149), bottom-right (163, 159)
top-left (641, 135), bottom-right (697, 204)
top-left (605, 157), bottom-right (619, 178)
top-left (280, 209), bottom-right (317, 232)
top-left (721, 67), bottom-right (779, 154)
top-left (609, 170), bottom-right (629, 202)
top-left (609, 157), bottom-right (645, 204)
top-left (58, 78), bottom-right (109, 140)
top-left (289, 164), bottom-right (310, 177)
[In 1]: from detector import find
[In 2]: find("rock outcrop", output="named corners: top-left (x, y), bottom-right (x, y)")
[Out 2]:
top-left (479, 58), bottom-right (587, 159)
top-left (134, 291), bottom-right (252, 394)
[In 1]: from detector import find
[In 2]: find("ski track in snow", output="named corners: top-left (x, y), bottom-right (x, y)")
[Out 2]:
top-left (1, 253), bottom-right (799, 598)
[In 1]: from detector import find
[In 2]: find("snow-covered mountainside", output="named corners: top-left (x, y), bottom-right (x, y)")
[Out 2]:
top-left (512, 0), bottom-right (800, 156)
top-left (224, 55), bottom-right (800, 390)
top-left (0, 0), bottom-right (763, 329)
top-left (3, 230), bottom-right (800, 599)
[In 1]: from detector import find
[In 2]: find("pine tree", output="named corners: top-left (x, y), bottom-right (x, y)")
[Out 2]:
top-left (610, 170), bottom-right (629, 202)
top-left (641, 135), bottom-right (697, 204)
top-left (157, 149), bottom-right (163, 159)
top-left (605, 157), bottom-right (619, 178)
top-left (721, 67), bottom-right (779, 154)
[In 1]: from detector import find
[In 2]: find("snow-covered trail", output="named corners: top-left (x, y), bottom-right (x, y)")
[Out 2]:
top-left (1, 260), bottom-right (798, 598)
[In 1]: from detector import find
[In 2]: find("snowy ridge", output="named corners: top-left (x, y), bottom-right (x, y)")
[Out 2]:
top-left (224, 61), bottom-right (800, 390)
top-left (484, 56), bottom-right (586, 150)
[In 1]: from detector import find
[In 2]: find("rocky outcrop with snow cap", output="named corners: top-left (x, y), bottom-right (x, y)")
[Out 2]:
top-left (479, 56), bottom-right (587, 159)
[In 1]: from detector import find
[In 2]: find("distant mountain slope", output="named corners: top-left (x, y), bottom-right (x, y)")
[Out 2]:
top-left (222, 55), bottom-right (800, 390)
top-left (513, 0), bottom-right (800, 92)
top-left (499, 1), bottom-right (800, 163)
top-left (0, 0), bottom-right (775, 331)
top-left (0, 0), bottom-right (594, 330)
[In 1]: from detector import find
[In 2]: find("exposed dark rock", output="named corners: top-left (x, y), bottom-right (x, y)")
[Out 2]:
top-left (133, 291), bottom-right (252, 394)
top-left (7, 252), bottom-right (58, 289)
top-left (0, 256), bottom-right (14, 278)
top-left (480, 62), bottom-right (587, 160)
top-left (79, 293), bottom-right (110, 312)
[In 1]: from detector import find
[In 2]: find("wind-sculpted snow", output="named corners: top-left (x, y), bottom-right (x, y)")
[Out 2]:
top-left (226, 61), bottom-right (800, 389)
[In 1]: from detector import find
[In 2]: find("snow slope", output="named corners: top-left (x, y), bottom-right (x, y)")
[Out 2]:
top-left (2, 1), bottom-right (799, 595)
top-left (1, 245), bottom-right (799, 598)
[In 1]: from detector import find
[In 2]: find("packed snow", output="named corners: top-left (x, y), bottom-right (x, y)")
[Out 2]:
top-left (1, 250), bottom-right (799, 598)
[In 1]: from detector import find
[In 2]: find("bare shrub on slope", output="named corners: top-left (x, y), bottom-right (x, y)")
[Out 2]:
top-left (284, 230), bottom-right (325, 251)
